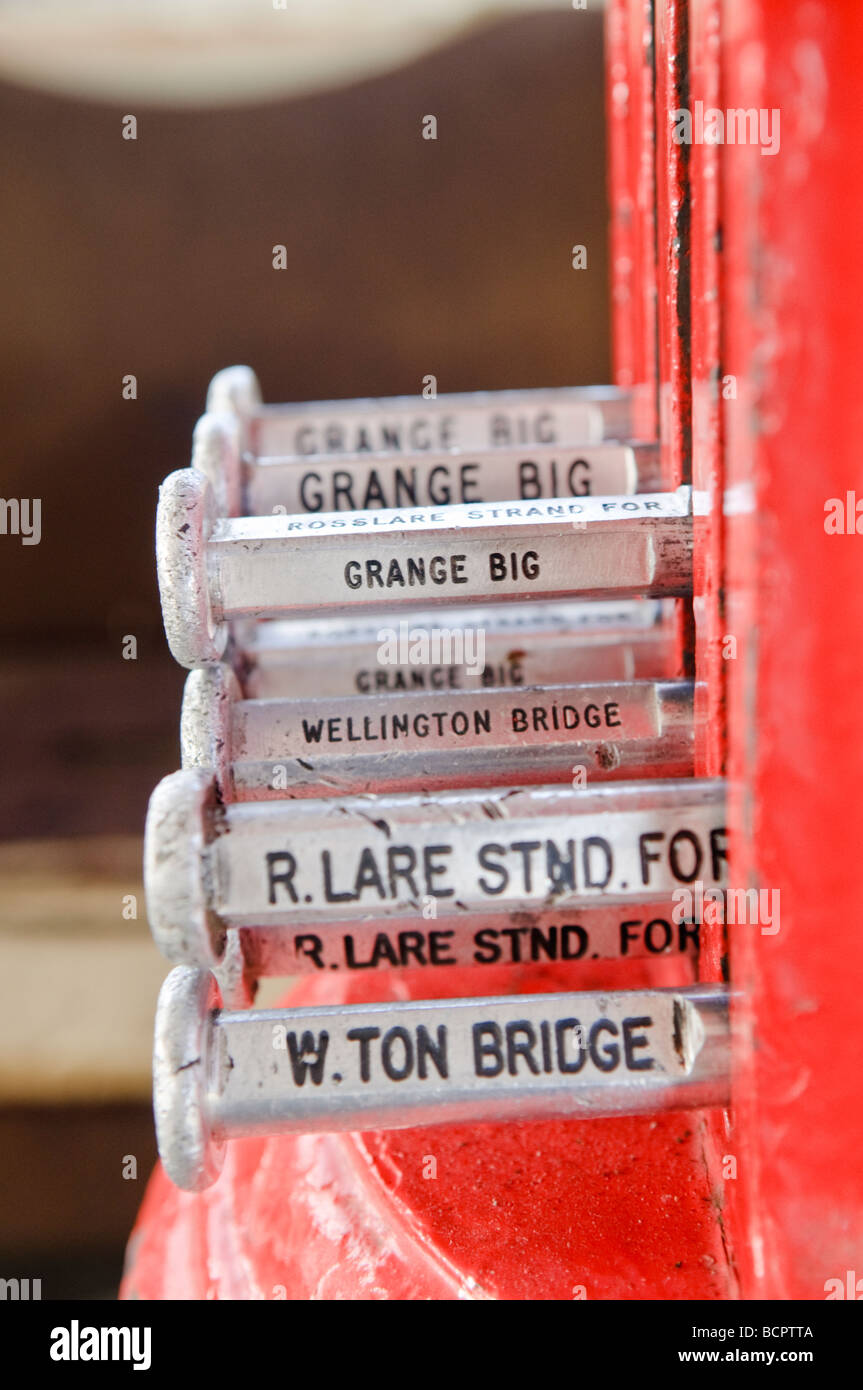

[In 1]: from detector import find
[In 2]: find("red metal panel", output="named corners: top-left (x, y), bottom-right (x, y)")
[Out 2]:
top-left (721, 0), bottom-right (863, 1298)
top-left (608, 3), bottom-right (691, 682)
top-left (689, 0), bottom-right (726, 785)
top-left (653, 0), bottom-right (691, 490)
top-left (687, 0), bottom-right (738, 1290)
top-left (614, 0), bottom-right (660, 442)
top-left (651, 4), bottom-right (696, 695)
top-left (607, 0), bottom-right (639, 390)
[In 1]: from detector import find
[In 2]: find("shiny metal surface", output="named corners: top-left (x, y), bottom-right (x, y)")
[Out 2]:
top-left (153, 967), bottom-right (730, 1191)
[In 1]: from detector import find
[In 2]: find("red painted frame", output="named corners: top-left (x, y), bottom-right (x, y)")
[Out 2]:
top-left (717, 0), bottom-right (863, 1299)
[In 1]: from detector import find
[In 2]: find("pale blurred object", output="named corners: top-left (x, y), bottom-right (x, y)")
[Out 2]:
top-left (0, 836), bottom-right (289, 1102)
top-left (0, 0), bottom-right (574, 106)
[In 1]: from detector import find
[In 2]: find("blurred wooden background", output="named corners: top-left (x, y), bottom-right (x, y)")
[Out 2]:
top-left (0, 7), bottom-right (609, 1296)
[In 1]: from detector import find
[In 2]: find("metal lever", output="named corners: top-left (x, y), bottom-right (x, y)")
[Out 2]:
top-left (144, 774), bottom-right (726, 969)
top-left (154, 968), bottom-right (731, 1192)
top-left (180, 667), bottom-right (697, 798)
top-left (205, 365), bottom-right (635, 455)
top-left (156, 475), bottom-right (692, 666)
top-left (231, 598), bottom-right (676, 697)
